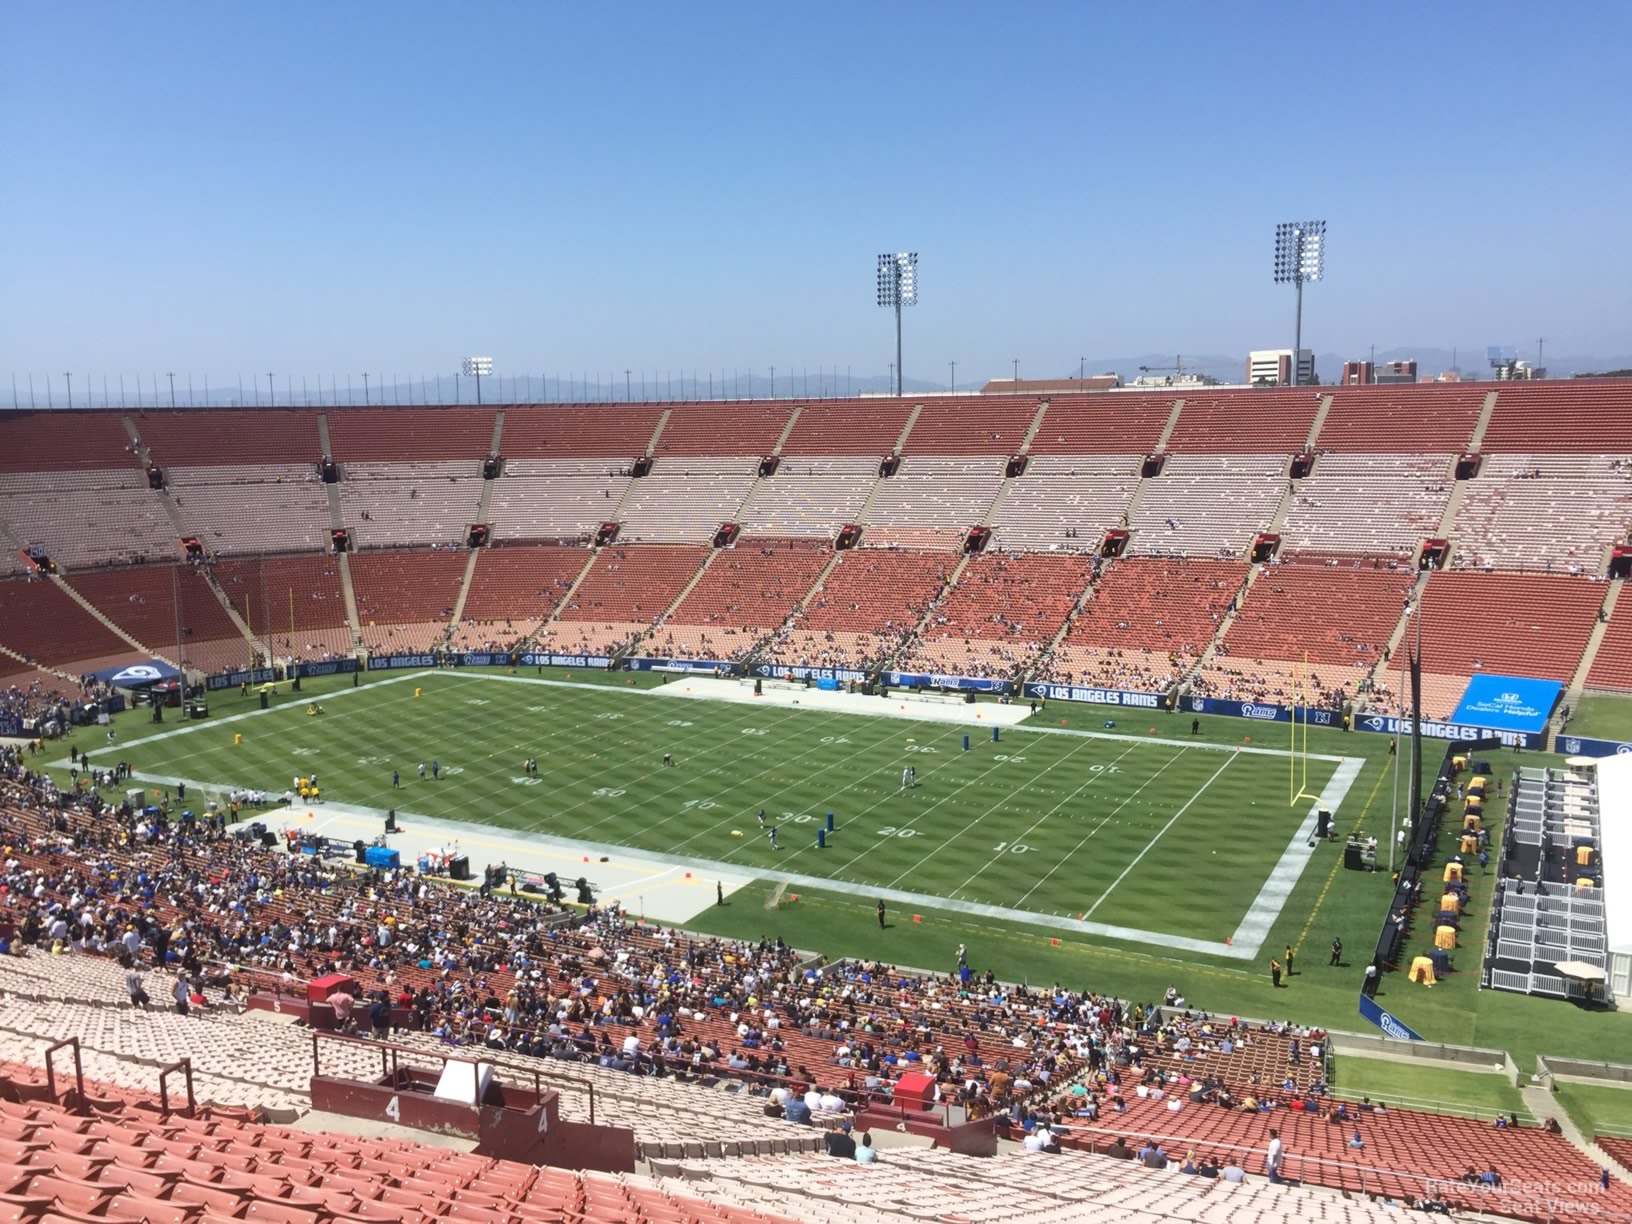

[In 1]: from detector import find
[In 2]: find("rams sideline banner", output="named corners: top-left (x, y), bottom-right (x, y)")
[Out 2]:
top-left (292, 658), bottom-right (360, 679)
top-left (1023, 683), bottom-right (1164, 709)
top-left (624, 657), bottom-right (744, 676)
top-left (1556, 735), bottom-right (1632, 759)
top-left (754, 663), bottom-right (868, 683)
top-left (1352, 711), bottom-right (1543, 750)
top-left (366, 653), bottom-right (439, 671)
top-left (1358, 992), bottom-right (1425, 1042)
top-left (205, 667), bottom-right (277, 692)
top-left (518, 652), bottom-right (611, 669)
top-left (887, 671), bottom-right (1014, 695)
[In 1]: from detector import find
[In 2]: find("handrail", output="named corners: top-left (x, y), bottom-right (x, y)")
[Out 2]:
top-left (43, 1036), bottom-right (84, 1110)
top-left (158, 1057), bottom-right (195, 1118)
top-left (308, 1028), bottom-right (596, 1125)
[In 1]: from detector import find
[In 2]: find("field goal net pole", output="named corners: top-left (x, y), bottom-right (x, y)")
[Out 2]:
top-left (1290, 653), bottom-right (1321, 807)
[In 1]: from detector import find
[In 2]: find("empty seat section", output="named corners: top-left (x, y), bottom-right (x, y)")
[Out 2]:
top-left (1191, 562), bottom-right (1414, 705)
top-left (1450, 454), bottom-right (1632, 570)
top-left (990, 455), bottom-right (1140, 552)
top-left (0, 578), bottom-right (130, 667)
top-left (349, 549), bottom-right (467, 653)
top-left (767, 549), bottom-right (951, 669)
top-left (780, 399), bottom-right (914, 454)
top-left (325, 407), bottom-right (496, 461)
top-left (617, 458), bottom-right (759, 544)
top-left (449, 545), bottom-right (588, 650)
top-left (212, 554), bottom-right (353, 659)
top-left (134, 409), bottom-right (323, 466)
top-left (652, 538), bottom-right (830, 661)
top-left (558, 545), bottom-right (708, 627)
top-left (501, 403), bottom-right (665, 458)
top-left (897, 552), bottom-right (1093, 678)
top-left (338, 462), bottom-right (484, 548)
top-left (654, 403), bottom-right (793, 457)
top-left (736, 457), bottom-right (879, 537)
top-left (169, 465), bottom-right (331, 555)
top-left (1317, 384), bottom-right (1487, 451)
top-left (1044, 558), bottom-right (1246, 691)
top-left (488, 460), bottom-right (631, 542)
top-left (1028, 393), bottom-right (1176, 454)
top-left (0, 470), bottom-right (176, 569)
top-left (1280, 453), bottom-right (1456, 560)
top-left (1394, 571), bottom-right (1604, 715)
top-left (0, 410), bottom-right (135, 471)
top-left (860, 457), bottom-right (1005, 547)
top-left (1586, 595), bottom-right (1632, 692)
top-left (901, 397), bottom-right (1038, 455)
top-left (1166, 389), bottom-right (1321, 454)
top-left (1130, 454), bottom-right (1284, 556)
top-left (1481, 379), bottom-right (1632, 452)
top-left (66, 564), bottom-right (247, 673)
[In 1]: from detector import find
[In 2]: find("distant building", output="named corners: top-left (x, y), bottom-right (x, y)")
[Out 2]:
top-left (1128, 372), bottom-right (1221, 390)
top-left (1376, 360), bottom-right (1417, 385)
top-left (1341, 361), bottom-right (1374, 385)
top-left (979, 374), bottom-right (1121, 395)
top-left (1493, 359), bottom-right (1546, 381)
top-left (1247, 349), bottom-right (1315, 387)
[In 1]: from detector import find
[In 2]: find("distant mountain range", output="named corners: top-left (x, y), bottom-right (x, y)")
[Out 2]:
top-left (11, 351), bottom-right (1631, 409)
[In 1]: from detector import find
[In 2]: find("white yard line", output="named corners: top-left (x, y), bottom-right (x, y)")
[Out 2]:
top-left (885, 736), bottom-right (1101, 889)
top-left (953, 742), bottom-right (1143, 896)
top-left (1013, 746), bottom-right (1192, 908)
top-left (1082, 751), bottom-right (1240, 920)
top-left (1227, 755), bottom-right (1365, 958)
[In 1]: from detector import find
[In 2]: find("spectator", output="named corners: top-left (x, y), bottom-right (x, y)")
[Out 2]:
top-left (856, 1133), bottom-right (877, 1164)
top-left (823, 1121), bottom-right (856, 1159)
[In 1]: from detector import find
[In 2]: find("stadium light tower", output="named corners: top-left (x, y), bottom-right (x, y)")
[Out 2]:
top-left (461, 356), bottom-right (494, 404)
top-left (1273, 221), bottom-right (1325, 386)
top-left (876, 252), bottom-right (918, 396)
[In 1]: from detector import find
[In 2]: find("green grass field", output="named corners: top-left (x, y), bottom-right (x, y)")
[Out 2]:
top-left (57, 665), bottom-right (1631, 1072)
top-left (1329, 1056), bottom-right (1528, 1119)
top-left (1567, 693), bottom-right (1632, 742)
top-left (82, 667), bottom-right (1351, 949)
top-left (1553, 1082), bottom-right (1632, 1139)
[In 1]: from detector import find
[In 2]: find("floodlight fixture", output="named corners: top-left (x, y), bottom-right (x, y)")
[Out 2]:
top-left (1273, 221), bottom-right (1325, 385)
top-left (876, 252), bottom-right (918, 396)
top-left (461, 355), bottom-right (495, 404)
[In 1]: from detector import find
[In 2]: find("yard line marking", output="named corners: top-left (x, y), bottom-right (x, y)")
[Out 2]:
top-left (1082, 751), bottom-right (1239, 919)
top-left (827, 754), bottom-right (1019, 877)
top-left (955, 742), bottom-right (1143, 895)
top-left (1228, 754), bottom-right (1363, 957)
top-left (885, 736), bottom-right (1101, 889)
top-left (1013, 747), bottom-right (1191, 907)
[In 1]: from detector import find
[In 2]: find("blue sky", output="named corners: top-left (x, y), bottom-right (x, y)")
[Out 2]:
top-left (4, 1), bottom-right (1629, 392)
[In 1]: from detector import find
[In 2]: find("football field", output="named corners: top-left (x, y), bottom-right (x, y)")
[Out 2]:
top-left (83, 667), bottom-right (1362, 959)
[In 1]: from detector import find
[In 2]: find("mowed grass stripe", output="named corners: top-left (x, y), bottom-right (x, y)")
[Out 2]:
top-left (116, 673), bottom-right (1327, 941)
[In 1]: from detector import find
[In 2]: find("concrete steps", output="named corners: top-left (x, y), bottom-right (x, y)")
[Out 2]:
top-left (197, 566), bottom-right (261, 664)
top-left (771, 406), bottom-right (802, 453)
top-left (442, 548), bottom-right (483, 648)
top-left (892, 403), bottom-right (924, 453)
top-left (335, 552), bottom-right (363, 651)
top-left (1304, 393), bottom-right (1334, 449)
top-left (1153, 399), bottom-right (1186, 451)
top-left (516, 549), bottom-right (600, 652)
top-left (1467, 390), bottom-right (1500, 452)
top-left (742, 548), bottom-right (846, 665)
top-left (317, 413), bottom-right (335, 461)
top-left (656, 549), bottom-right (719, 625)
top-left (1027, 565), bottom-right (1101, 684)
top-left (1364, 570), bottom-right (1430, 695)
top-left (48, 573), bottom-right (158, 660)
top-left (1018, 400), bottom-right (1050, 453)
top-left (1558, 581), bottom-right (1622, 735)
top-left (881, 552), bottom-right (970, 674)
top-left (1178, 563), bottom-right (1261, 686)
